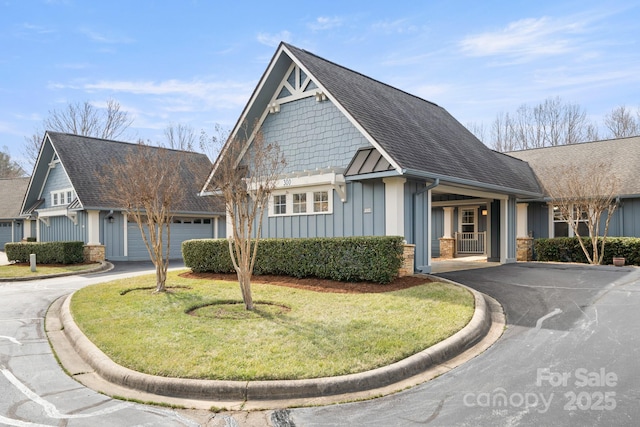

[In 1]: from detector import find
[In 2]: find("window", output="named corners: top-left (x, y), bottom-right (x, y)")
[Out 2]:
top-left (274, 194), bottom-right (287, 215)
top-left (50, 188), bottom-right (74, 207)
top-left (313, 191), bottom-right (329, 213)
top-left (293, 193), bottom-right (306, 213)
top-left (552, 205), bottom-right (589, 237)
top-left (460, 208), bottom-right (476, 233)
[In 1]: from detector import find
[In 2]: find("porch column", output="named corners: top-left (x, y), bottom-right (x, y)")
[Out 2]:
top-left (214, 216), bottom-right (219, 239)
top-left (439, 207), bottom-right (456, 259)
top-left (23, 219), bottom-right (32, 240)
top-left (87, 210), bottom-right (101, 245)
top-left (517, 203), bottom-right (528, 237)
top-left (500, 198), bottom-right (517, 264)
top-left (123, 213), bottom-right (128, 257)
top-left (383, 177), bottom-right (406, 236)
top-left (516, 203), bottom-right (533, 261)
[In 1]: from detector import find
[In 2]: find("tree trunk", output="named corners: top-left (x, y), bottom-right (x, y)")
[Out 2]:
top-left (238, 270), bottom-right (254, 310)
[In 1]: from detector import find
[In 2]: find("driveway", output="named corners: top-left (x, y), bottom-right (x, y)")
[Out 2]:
top-left (285, 263), bottom-right (640, 426)
top-left (2, 262), bottom-right (639, 426)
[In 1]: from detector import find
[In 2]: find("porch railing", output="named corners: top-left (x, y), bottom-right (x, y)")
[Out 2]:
top-left (455, 231), bottom-right (486, 254)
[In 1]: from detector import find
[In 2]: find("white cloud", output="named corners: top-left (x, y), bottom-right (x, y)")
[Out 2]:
top-left (372, 18), bottom-right (420, 34)
top-left (459, 16), bottom-right (586, 60)
top-left (256, 30), bottom-right (292, 47)
top-left (78, 27), bottom-right (134, 44)
top-left (308, 16), bottom-right (343, 31)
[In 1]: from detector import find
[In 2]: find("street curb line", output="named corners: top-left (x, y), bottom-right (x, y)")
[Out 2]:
top-left (59, 282), bottom-right (491, 402)
top-left (0, 261), bottom-right (113, 282)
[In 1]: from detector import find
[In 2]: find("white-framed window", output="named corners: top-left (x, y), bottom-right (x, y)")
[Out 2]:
top-left (313, 191), bottom-right (329, 213)
top-left (459, 207), bottom-right (477, 233)
top-left (274, 194), bottom-right (287, 215)
top-left (552, 205), bottom-right (589, 237)
top-left (270, 187), bottom-right (333, 217)
top-left (50, 188), bottom-right (74, 207)
top-left (293, 193), bottom-right (307, 213)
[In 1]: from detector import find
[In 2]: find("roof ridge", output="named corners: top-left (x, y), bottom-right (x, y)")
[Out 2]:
top-left (507, 135), bottom-right (640, 153)
top-left (46, 131), bottom-right (209, 157)
top-left (283, 43), bottom-right (441, 109)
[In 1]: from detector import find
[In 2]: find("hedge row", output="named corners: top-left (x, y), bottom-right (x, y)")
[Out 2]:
top-left (534, 237), bottom-right (640, 265)
top-left (4, 241), bottom-right (85, 264)
top-left (182, 236), bottom-right (405, 284)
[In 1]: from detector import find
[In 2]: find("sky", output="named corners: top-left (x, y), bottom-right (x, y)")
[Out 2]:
top-left (1, 0), bottom-right (639, 170)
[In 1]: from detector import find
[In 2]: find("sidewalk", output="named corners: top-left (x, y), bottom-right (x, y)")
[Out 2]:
top-left (0, 251), bottom-right (8, 266)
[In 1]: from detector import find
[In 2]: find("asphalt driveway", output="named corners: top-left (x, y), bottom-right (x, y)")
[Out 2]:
top-left (285, 263), bottom-right (640, 426)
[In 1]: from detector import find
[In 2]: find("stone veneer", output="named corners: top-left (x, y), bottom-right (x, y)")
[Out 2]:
top-left (399, 244), bottom-right (416, 276)
top-left (439, 237), bottom-right (456, 259)
top-left (83, 245), bottom-right (105, 262)
top-left (516, 237), bottom-right (533, 262)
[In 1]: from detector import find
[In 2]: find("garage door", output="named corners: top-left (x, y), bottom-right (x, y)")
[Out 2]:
top-left (0, 222), bottom-right (12, 251)
top-left (127, 220), bottom-right (214, 261)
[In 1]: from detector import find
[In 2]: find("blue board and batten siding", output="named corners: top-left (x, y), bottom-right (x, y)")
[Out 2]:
top-left (261, 181), bottom-right (386, 239)
top-left (39, 212), bottom-right (88, 243)
top-left (528, 198), bottom-right (640, 239)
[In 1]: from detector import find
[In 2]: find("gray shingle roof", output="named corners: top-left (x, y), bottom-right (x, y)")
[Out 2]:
top-left (0, 177), bottom-right (29, 219)
top-left (507, 136), bottom-right (640, 197)
top-left (284, 43), bottom-right (542, 196)
top-left (41, 132), bottom-right (224, 214)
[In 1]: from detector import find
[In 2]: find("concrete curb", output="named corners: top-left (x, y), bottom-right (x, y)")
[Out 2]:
top-left (59, 281), bottom-right (492, 402)
top-left (0, 261), bottom-right (113, 282)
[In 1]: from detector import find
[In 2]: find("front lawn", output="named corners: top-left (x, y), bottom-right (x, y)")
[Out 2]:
top-left (0, 263), bottom-right (100, 278)
top-left (70, 271), bottom-right (474, 381)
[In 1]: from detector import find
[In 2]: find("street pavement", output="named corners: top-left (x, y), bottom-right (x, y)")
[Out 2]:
top-left (285, 263), bottom-right (640, 426)
top-left (1, 261), bottom-right (639, 426)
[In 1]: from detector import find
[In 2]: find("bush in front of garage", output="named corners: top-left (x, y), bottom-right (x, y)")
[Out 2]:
top-left (4, 241), bottom-right (85, 264)
top-left (182, 236), bottom-right (405, 284)
top-left (534, 237), bottom-right (640, 265)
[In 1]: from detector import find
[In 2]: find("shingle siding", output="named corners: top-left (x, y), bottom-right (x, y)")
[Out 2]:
top-left (261, 96), bottom-right (371, 174)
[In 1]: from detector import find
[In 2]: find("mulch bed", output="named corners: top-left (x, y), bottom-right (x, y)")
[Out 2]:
top-left (178, 271), bottom-right (433, 294)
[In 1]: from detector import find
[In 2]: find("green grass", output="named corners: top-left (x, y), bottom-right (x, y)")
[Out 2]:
top-left (0, 263), bottom-right (100, 278)
top-left (71, 270), bottom-right (474, 381)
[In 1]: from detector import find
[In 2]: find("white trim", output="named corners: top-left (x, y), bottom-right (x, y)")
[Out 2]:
top-left (123, 212), bottom-right (128, 257)
top-left (517, 203), bottom-right (528, 238)
top-left (23, 219), bottom-right (32, 240)
top-left (383, 177), bottom-right (406, 237)
top-left (432, 198), bottom-right (492, 207)
top-left (268, 185), bottom-right (334, 217)
top-left (434, 185), bottom-right (509, 201)
top-left (87, 210), bottom-right (100, 245)
top-left (458, 206), bottom-right (479, 234)
top-left (443, 207), bottom-right (455, 238)
top-left (214, 216), bottom-right (219, 238)
top-left (35, 207), bottom-right (68, 218)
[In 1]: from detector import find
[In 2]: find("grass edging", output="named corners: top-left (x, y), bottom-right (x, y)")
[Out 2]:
top-left (59, 281), bottom-right (491, 402)
top-left (0, 261), bottom-right (113, 282)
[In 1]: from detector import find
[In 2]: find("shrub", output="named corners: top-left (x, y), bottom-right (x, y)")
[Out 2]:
top-left (4, 241), bottom-right (85, 264)
top-left (534, 237), bottom-right (640, 265)
top-left (182, 236), bottom-right (405, 284)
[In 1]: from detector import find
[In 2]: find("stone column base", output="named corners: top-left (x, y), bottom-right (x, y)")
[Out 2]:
top-left (516, 237), bottom-right (533, 262)
top-left (83, 245), bottom-right (105, 262)
top-left (399, 244), bottom-right (416, 276)
top-left (439, 237), bottom-right (455, 259)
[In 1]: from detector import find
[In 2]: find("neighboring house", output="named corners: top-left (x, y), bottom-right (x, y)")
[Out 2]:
top-left (0, 177), bottom-right (30, 250)
top-left (20, 132), bottom-right (226, 261)
top-left (508, 136), bottom-right (640, 241)
top-left (202, 43), bottom-right (543, 272)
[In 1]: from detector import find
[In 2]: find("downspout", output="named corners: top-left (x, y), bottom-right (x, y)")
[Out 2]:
top-left (412, 179), bottom-right (440, 272)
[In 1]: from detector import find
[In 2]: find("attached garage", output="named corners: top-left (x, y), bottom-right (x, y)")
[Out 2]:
top-left (126, 218), bottom-right (217, 261)
top-left (0, 222), bottom-right (13, 251)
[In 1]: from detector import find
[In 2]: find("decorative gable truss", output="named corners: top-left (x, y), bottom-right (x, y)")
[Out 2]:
top-left (268, 63), bottom-right (326, 114)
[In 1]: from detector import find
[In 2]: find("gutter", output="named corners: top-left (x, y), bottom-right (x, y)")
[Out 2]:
top-left (402, 168), bottom-right (544, 199)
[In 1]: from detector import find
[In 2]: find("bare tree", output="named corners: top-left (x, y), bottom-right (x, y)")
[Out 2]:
top-left (466, 121), bottom-right (487, 144)
top-left (0, 146), bottom-right (26, 178)
top-left (199, 123), bottom-right (229, 162)
top-left (163, 123), bottom-right (196, 151)
top-left (205, 125), bottom-right (285, 310)
top-left (488, 97), bottom-right (594, 151)
top-left (24, 99), bottom-right (133, 168)
top-left (604, 105), bottom-right (640, 138)
top-left (541, 161), bottom-right (620, 265)
top-left (102, 143), bottom-right (209, 292)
